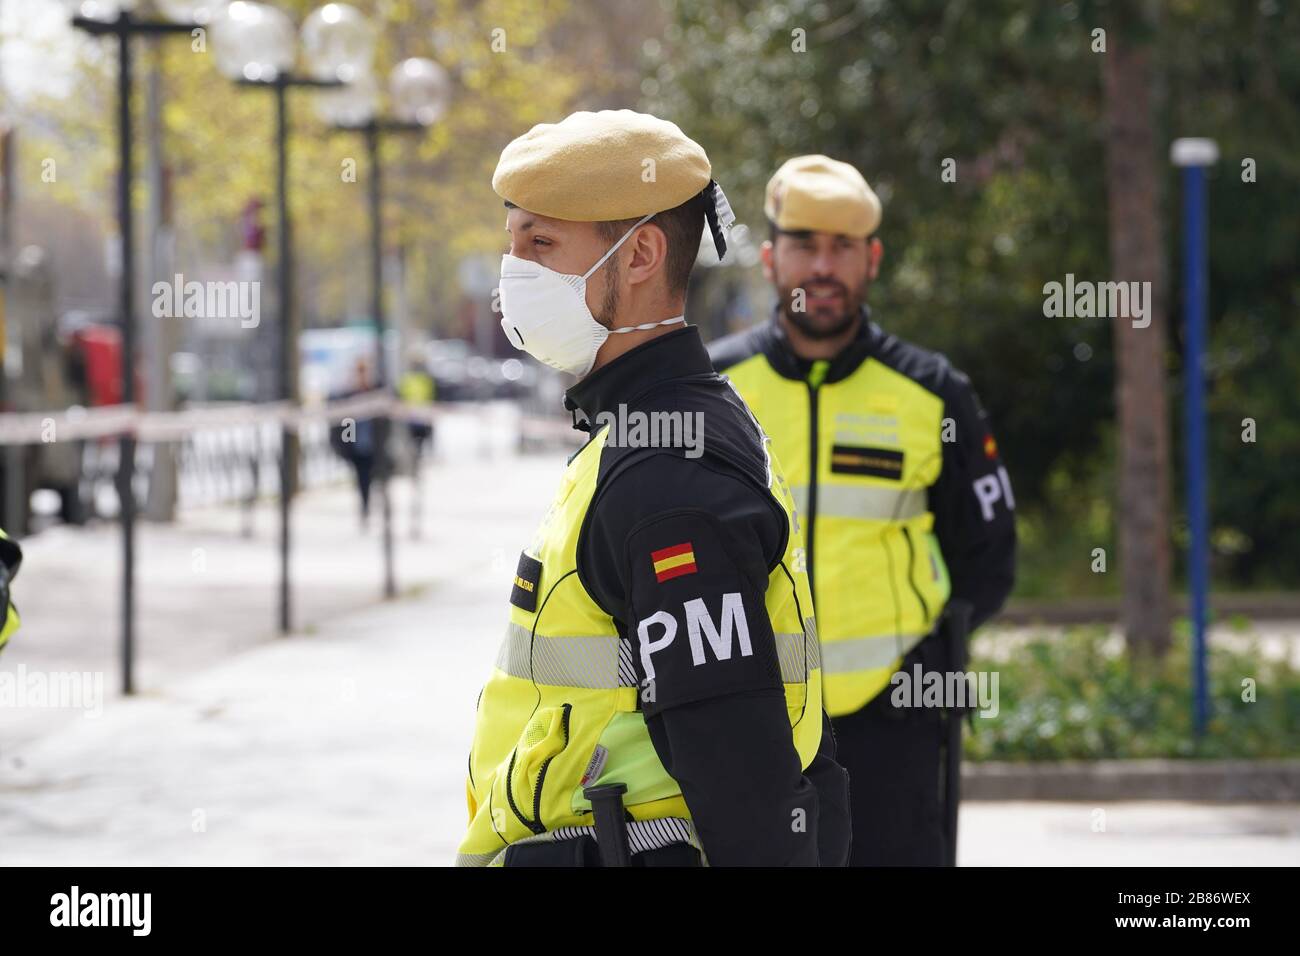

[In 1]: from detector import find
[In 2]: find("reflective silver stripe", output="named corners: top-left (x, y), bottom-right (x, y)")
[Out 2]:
top-left (551, 817), bottom-right (700, 857)
top-left (477, 817), bottom-right (703, 867)
top-left (792, 484), bottom-right (927, 522)
top-left (497, 622), bottom-right (818, 688)
top-left (495, 623), bottom-right (624, 689)
top-left (617, 635), bottom-right (638, 687)
top-left (820, 630), bottom-right (927, 675)
top-left (454, 850), bottom-right (501, 867)
top-left (774, 618), bottom-right (821, 681)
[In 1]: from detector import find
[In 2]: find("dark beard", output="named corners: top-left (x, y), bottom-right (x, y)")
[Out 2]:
top-left (594, 258), bottom-right (621, 328)
top-left (778, 279), bottom-right (865, 340)
top-left (782, 304), bottom-right (859, 340)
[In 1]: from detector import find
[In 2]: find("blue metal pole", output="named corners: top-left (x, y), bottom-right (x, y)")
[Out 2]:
top-left (1182, 164), bottom-right (1210, 738)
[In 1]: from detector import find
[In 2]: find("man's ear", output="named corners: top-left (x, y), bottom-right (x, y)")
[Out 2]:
top-left (760, 239), bottom-right (775, 282)
top-left (624, 223), bottom-right (668, 289)
top-left (866, 237), bottom-right (884, 281)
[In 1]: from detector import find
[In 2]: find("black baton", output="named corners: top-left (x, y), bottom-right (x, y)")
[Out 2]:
top-left (583, 782), bottom-right (631, 867)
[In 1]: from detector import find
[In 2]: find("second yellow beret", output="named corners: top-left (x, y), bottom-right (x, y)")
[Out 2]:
top-left (765, 154), bottom-right (882, 237)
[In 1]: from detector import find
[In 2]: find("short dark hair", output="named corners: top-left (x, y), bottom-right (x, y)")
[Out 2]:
top-left (598, 191), bottom-right (707, 296)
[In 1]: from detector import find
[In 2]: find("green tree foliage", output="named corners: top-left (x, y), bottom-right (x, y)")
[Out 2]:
top-left (643, 0), bottom-right (1299, 592)
top-left (13, 0), bottom-right (589, 332)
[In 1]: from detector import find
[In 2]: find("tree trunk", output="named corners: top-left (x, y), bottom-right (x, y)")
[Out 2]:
top-left (1101, 32), bottom-right (1174, 657)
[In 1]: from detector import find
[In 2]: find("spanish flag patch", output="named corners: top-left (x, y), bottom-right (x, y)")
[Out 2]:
top-left (651, 541), bottom-right (697, 583)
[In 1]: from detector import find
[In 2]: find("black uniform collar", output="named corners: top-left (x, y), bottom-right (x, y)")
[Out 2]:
top-left (761, 305), bottom-right (883, 385)
top-left (564, 325), bottom-right (713, 432)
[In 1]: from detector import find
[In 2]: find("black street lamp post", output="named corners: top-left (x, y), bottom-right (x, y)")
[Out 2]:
top-left (213, 1), bottom-right (367, 634)
top-left (234, 72), bottom-right (341, 634)
top-left (70, 8), bottom-right (200, 696)
top-left (322, 56), bottom-right (450, 598)
top-left (330, 117), bottom-right (424, 600)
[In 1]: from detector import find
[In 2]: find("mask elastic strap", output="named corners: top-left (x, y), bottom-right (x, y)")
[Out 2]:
top-left (581, 212), bottom-right (656, 280)
top-left (608, 314), bottom-right (686, 336)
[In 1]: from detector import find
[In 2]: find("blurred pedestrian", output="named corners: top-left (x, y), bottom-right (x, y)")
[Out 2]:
top-left (330, 356), bottom-right (378, 530)
top-left (397, 352), bottom-right (435, 538)
top-left (397, 352), bottom-right (435, 461)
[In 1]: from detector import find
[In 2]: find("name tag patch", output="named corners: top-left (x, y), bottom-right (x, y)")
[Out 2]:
top-left (829, 444), bottom-right (904, 480)
top-left (510, 552), bottom-right (543, 612)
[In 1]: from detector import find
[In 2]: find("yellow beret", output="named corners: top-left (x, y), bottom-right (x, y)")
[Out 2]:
top-left (764, 154), bottom-right (882, 237)
top-left (492, 109), bottom-right (713, 222)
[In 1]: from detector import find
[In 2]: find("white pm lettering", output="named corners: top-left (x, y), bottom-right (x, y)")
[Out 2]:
top-left (637, 610), bottom-right (677, 682)
top-left (637, 593), bottom-right (753, 677)
top-left (973, 466), bottom-right (1015, 522)
top-left (684, 593), bottom-right (752, 665)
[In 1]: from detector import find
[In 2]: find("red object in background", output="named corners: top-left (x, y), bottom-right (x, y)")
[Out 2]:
top-left (241, 198), bottom-right (265, 252)
top-left (72, 324), bottom-right (123, 407)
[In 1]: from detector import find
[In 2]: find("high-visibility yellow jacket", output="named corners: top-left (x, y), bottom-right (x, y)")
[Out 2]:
top-left (398, 370), bottom-right (435, 404)
top-left (710, 314), bottom-right (1016, 717)
top-left (458, 329), bottom-right (826, 866)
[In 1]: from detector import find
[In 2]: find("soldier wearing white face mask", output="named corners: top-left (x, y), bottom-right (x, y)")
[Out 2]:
top-left (458, 110), bottom-right (850, 867)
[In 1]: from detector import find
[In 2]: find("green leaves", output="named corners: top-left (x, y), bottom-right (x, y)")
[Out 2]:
top-left (649, 0), bottom-right (1300, 593)
top-left (966, 625), bottom-right (1300, 760)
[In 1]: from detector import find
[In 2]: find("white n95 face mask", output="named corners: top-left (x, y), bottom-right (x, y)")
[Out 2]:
top-left (498, 212), bottom-right (686, 378)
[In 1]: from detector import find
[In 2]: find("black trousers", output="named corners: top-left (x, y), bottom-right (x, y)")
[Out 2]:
top-left (830, 636), bottom-right (953, 867)
top-left (351, 454), bottom-right (374, 517)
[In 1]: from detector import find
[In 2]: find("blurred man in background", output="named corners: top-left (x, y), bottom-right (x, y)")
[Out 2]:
top-left (397, 351), bottom-right (435, 538)
top-left (330, 357), bottom-right (378, 530)
top-left (710, 155), bottom-right (1017, 865)
top-left (397, 351), bottom-right (436, 463)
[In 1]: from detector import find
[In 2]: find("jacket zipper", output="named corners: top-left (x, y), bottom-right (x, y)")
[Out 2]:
top-left (531, 703), bottom-right (573, 830)
top-left (805, 382), bottom-right (820, 595)
top-left (503, 749), bottom-right (539, 834)
top-left (901, 526), bottom-right (930, 622)
top-left (505, 703), bottom-right (573, 836)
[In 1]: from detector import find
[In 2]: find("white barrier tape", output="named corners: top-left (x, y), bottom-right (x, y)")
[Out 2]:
top-left (519, 415), bottom-right (584, 444)
top-left (0, 405), bottom-right (142, 444)
top-left (309, 391), bottom-right (396, 424)
top-left (135, 401), bottom-right (296, 442)
top-left (0, 391), bottom-right (470, 445)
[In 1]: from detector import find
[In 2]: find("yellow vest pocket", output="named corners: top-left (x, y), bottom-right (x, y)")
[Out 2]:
top-left (489, 703), bottom-right (573, 840)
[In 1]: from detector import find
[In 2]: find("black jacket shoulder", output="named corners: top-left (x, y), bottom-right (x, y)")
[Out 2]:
top-left (868, 329), bottom-right (960, 401)
top-left (706, 323), bottom-right (769, 374)
top-left (576, 373), bottom-right (791, 622)
top-left (592, 371), bottom-right (775, 503)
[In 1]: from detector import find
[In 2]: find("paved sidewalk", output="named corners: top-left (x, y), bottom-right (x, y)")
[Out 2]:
top-left (2, 412), bottom-right (1296, 865)
top-left (1, 411), bottom-right (560, 865)
top-left (959, 802), bottom-right (1300, 866)
top-left (6, 587), bottom-right (1295, 865)
top-left (2, 407), bottom-right (545, 746)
